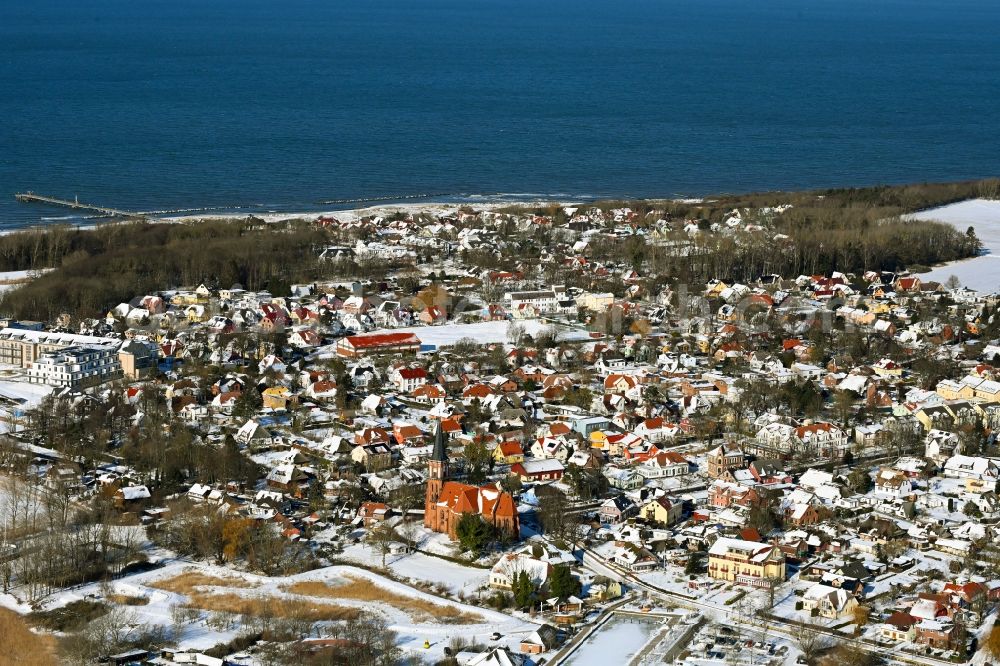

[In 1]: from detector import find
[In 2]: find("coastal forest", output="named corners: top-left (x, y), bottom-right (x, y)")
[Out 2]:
top-left (0, 179), bottom-right (995, 321)
top-left (0, 221), bottom-right (329, 320)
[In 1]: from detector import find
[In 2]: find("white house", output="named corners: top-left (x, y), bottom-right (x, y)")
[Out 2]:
top-left (873, 468), bottom-right (913, 500)
top-left (489, 552), bottom-right (550, 590)
top-left (802, 583), bottom-right (858, 619)
top-left (925, 429), bottom-right (960, 464)
top-left (637, 451), bottom-right (692, 479)
top-left (392, 366), bottom-right (428, 393)
top-left (943, 455), bottom-right (999, 482)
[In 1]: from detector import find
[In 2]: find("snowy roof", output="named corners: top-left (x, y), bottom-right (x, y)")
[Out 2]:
top-left (118, 485), bottom-right (150, 501)
top-left (708, 537), bottom-right (777, 563)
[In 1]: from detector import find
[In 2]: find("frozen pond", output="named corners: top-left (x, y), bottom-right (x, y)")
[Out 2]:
top-left (564, 616), bottom-right (659, 666)
top-left (905, 199), bottom-right (1000, 293)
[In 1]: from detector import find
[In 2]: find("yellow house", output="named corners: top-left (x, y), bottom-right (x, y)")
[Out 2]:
top-left (868, 301), bottom-right (891, 314)
top-left (915, 404), bottom-right (956, 431)
top-left (185, 304), bottom-right (208, 323)
top-left (589, 430), bottom-right (608, 450)
top-left (872, 359), bottom-right (903, 378)
top-left (262, 386), bottom-right (293, 410)
top-left (588, 578), bottom-right (623, 602)
top-left (936, 380), bottom-right (974, 401)
top-left (695, 336), bottom-right (711, 354)
top-left (706, 281), bottom-right (728, 298)
top-left (171, 291), bottom-right (200, 306)
top-left (847, 309), bottom-right (876, 326)
top-left (493, 441), bottom-right (525, 465)
top-left (960, 376), bottom-right (1000, 403)
top-left (708, 537), bottom-right (785, 586)
top-left (579, 292), bottom-right (615, 312)
top-left (965, 477), bottom-right (992, 494)
top-left (640, 497), bottom-right (681, 526)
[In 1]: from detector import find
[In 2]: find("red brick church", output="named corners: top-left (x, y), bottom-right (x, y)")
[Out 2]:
top-left (424, 425), bottom-right (519, 540)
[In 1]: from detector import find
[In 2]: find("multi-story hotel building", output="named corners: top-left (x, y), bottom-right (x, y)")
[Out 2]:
top-left (0, 328), bottom-right (117, 368)
top-left (708, 537), bottom-right (786, 588)
top-left (26, 345), bottom-right (123, 388)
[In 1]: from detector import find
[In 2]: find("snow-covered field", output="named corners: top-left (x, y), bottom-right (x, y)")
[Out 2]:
top-left (0, 268), bottom-right (52, 294)
top-left (0, 475), bottom-right (50, 540)
top-left (390, 319), bottom-right (591, 349)
top-left (0, 269), bottom-right (51, 282)
top-left (905, 199), bottom-right (1000, 292)
top-left (29, 556), bottom-right (539, 661)
top-left (0, 378), bottom-right (53, 433)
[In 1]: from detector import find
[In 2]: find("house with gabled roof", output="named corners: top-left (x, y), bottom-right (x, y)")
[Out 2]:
top-left (802, 583), bottom-right (858, 619)
top-left (598, 495), bottom-right (637, 524)
top-left (493, 441), bottom-right (525, 465)
top-left (637, 451), bottom-right (691, 479)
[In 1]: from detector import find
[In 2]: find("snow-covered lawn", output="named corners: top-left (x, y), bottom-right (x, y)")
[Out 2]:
top-left (338, 542), bottom-right (490, 596)
top-left (0, 378), bottom-right (52, 407)
top-left (0, 371), bottom-right (53, 434)
top-left (905, 198), bottom-right (1000, 292)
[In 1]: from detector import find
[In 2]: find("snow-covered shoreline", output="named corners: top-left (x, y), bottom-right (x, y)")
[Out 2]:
top-left (7, 193), bottom-right (711, 233)
top-left (159, 198), bottom-right (583, 225)
top-left (904, 198), bottom-right (1000, 292)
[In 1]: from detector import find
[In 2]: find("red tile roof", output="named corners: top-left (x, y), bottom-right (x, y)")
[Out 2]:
top-left (344, 332), bottom-right (420, 349)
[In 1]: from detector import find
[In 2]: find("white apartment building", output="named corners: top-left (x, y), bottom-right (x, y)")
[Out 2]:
top-left (27, 345), bottom-right (123, 388)
top-left (506, 286), bottom-right (567, 314)
top-left (0, 327), bottom-right (118, 368)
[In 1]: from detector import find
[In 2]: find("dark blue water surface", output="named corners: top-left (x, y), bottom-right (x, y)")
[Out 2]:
top-left (2, 0), bottom-right (999, 227)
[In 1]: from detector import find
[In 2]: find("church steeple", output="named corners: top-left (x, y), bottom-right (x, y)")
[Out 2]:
top-left (425, 422), bottom-right (449, 529)
top-left (431, 421), bottom-right (448, 463)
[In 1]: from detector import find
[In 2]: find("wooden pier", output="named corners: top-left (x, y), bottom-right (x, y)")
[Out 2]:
top-left (14, 192), bottom-right (140, 218)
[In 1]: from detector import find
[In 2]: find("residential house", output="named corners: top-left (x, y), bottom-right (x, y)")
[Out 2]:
top-left (943, 455), bottom-right (999, 483)
top-left (637, 451), bottom-right (692, 479)
top-left (874, 468), bottom-right (914, 500)
top-left (351, 443), bottom-right (393, 472)
top-left (925, 429), bottom-right (960, 464)
top-left (490, 552), bottom-right (551, 590)
top-left (493, 441), bottom-right (525, 465)
top-left (391, 367), bottom-right (428, 393)
top-left (707, 444), bottom-right (745, 478)
top-left (604, 466), bottom-right (644, 490)
top-left (639, 496), bottom-right (682, 527)
top-left (802, 583), bottom-right (859, 619)
top-left (511, 459), bottom-right (565, 482)
top-left (598, 496), bottom-right (637, 524)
